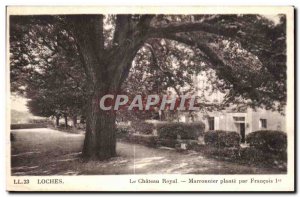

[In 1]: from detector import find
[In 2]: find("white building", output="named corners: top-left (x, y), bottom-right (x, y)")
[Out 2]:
top-left (174, 72), bottom-right (286, 142)
top-left (178, 107), bottom-right (285, 142)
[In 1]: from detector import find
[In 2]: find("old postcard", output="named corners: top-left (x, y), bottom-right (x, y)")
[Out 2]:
top-left (6, 6), bottom-right (295, 192)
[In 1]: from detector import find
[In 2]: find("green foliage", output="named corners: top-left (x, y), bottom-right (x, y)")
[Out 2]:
top-left (246, 130), bottom-right (287, 153)
top-left (204, 130), bottom-right (241, 147)
top-left (157, 122), bottom-right (205, 140)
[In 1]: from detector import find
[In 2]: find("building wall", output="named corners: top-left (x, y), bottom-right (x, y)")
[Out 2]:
top-left (185, 107), bottom-right (286, 134)
top-left (250, 108), bottom-right (285, 132)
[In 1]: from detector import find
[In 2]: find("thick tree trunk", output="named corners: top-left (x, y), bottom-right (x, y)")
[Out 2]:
top-left (82, 92), bottom-right (116, 160)
top-left (55, 115), bottom-right (60, 127)
top-left (67, 15), bottom-right (140, 161)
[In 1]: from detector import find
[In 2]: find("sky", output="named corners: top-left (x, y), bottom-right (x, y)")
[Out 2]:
top-left (264, 14), bottom-right (281, 24)
top-left (11, 95), bottom-right (29, 112)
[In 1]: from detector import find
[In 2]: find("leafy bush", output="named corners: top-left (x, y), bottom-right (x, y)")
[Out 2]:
top-left (246, 130), bottom-right (287, 153)
top-left (240, 147), bottom-right (287, 166)
top-left (157, 122), bottom-right (205, 140)
top-left (204, 130), bottom-right (241, 147)
top-left (181, 140), bottom-right (200, 150)
top-left (131, 121), bottom-right (154, 135)
top-left (204, 147), bottom-right (241, 161)
top-left (240, 147), bottom-right (266, 163)
top-left (225, 132), bottom-right (241, 147)
top-left (116, 126), bottom-right (131, 138)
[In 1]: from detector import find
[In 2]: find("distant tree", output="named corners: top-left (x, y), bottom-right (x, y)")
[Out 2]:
top-left (10, 17), bottom-right (88, 127)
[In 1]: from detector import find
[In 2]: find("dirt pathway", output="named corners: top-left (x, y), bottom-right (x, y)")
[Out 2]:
top-left (11, 128), bottom-right (282, 175)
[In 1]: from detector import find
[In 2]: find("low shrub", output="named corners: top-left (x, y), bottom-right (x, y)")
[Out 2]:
top-left (204, 130), bottom-right (240, 147)
top-left (157, 139), bottom-right (178, 148)
top-left (240, 147), bottom-right (287, 166)
top-left (180, 140), bottom-right (200, 150)
top-left (225, 132), bottom-right (241, 147)
top-left (131, 121), bottom-right (154, 135)
top-left (125, 134), bottom-right (159, 147)
top-left (116, 126), bottom-right (131, 138)
top-left (157, 139), bottom-right (199, 150)
top-left (240, 147), bottom-right (266, 163)
top-left (246, 130), bottom-right (287, 153)
top-left (211, 147), bottom-right (241, 160)
top-left (157, 122), bottom-right (205, 140)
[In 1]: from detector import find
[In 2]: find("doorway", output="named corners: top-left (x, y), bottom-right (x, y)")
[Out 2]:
top-left (240, 123), bottom-right (245, 143)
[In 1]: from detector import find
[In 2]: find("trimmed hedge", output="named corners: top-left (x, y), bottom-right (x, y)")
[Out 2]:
top-left (191, 145), bottom-right (286, 169)
top-left (199, 146), bottom-right (241, 161)
top-left (157, 139), bottom-right (198, 149)
top-left (240, 147), bottom-right (287, 165)
top-left (204, 130), bottom-right (241, 147)
top-left (157, 122), bottom-right (205, 140)
top-left (11, 123), bottom-right (47, 130)
top-left (246, 130), bottom-right (287, 153)
top-left (131, 121), bottom-right (154, 135)
top-left (157, 138), bottom-right (178, 148)
top-left (124, 134), bottom-right (158, 147)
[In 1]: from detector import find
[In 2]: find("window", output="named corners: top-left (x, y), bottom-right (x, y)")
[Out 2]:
top-left (260, 119), bottom-right (267, 129)
top-left (208, 117), bottom-right (214, 130)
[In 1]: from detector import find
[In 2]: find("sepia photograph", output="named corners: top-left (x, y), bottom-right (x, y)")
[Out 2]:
top-left (6, 6), bottom-right (295, 192)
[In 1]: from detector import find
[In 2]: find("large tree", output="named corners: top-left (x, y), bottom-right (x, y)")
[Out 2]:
top-left (10, 14), bottom-right (286, 160)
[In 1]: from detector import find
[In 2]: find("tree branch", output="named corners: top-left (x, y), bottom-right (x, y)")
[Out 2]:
top-left (65, 15), bottom-right (105, 85)
top-left (144, 43), bottom-right (181, 96)
top-left (113, 15), bottom-right (133, 45)
top-left (148, 22), bottom-right (238, 38)
top-left (162, 34), bottom-right (225, 68)
top-left (136, 15), bottom-right (155, 30)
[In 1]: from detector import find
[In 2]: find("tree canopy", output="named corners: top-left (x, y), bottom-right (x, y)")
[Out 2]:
top-left (10, 14), bottom-right (287, 160)
top-left (11, 14), bottom-right (286, 113)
